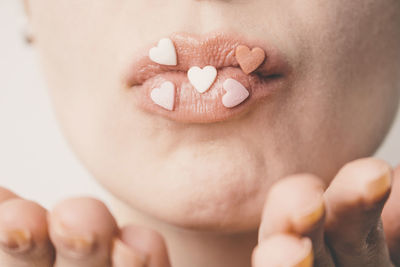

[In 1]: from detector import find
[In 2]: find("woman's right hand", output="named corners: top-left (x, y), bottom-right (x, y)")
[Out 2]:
top-left (253, 158), bottom-right (400, 267)
top-left (0, 187), bottom-right (172, 267)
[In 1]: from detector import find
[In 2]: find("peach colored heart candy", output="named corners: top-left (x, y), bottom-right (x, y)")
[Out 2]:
top-left (235, 45), bottom-right (266, 74)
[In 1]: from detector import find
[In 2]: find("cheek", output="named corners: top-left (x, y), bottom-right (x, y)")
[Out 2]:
top-left (289, 0), bottom-right (400, 150)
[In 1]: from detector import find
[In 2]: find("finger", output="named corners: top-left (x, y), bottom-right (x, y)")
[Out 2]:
top-left (0, 187), bottom-right (19, 203)
top-left (382, 164), bottom-right (400, 265)
top-left (0, 198), bottom-right (55, 266)
top-left (324, 157), bottom-right (393, 266)
top-left (48, 197), bottom-right (119, 267)
top-left (112, 225), bottom-right (171, 267)
top-left (252, 233), bottom-right (313, 267)
top-left (259, 174), bottom-right (335, 266)
top-left (112, 238), bottom-right (146, 267)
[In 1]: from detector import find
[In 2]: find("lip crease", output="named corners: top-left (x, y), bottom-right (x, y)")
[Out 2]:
top-left (123, 31), bottom-right (292, 123)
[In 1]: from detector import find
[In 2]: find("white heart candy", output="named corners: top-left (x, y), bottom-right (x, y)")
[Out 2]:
top-left (187, 66), bottom-right (217, 93)
top-left (150, 81), bottom-right (176, 111)
top-left (149, 38), bottom-right (177, 66)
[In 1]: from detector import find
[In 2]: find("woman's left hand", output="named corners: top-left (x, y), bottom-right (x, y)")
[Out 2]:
top-left (253, 157), bottom-right (400, 267)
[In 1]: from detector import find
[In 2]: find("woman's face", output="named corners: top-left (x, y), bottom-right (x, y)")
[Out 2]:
top-left (28, 0), bottom-right (400, 232)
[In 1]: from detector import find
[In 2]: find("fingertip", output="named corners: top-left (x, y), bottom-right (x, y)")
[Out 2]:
top-left (0, 198), bottom-right (49, 244)
top-left (48, 197), bottom-right (119, 264)
top-left (259, 173), bottom-right (325, 241)
top-left (49, 197), bottom-right (118, 236)
top-left (119, 225), bottom-right (171, 267)
top-left (329, 157), bottom-right (393, 207)
top-left (382, 163), bottom-right (400, 265)
top-left (252, 234), bottom-right (313, 267)
top-left (0, 187), bottom-right (19, 203)
top-left (112, 238), bottom-right (147, 267)
top-left (291, 197), bottom-right (325, 234)
top-left (0, 198), bottom-right (55, 266)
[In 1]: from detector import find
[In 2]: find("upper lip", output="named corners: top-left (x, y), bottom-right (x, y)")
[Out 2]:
top-left (124, 31), bottom-right (291, 87)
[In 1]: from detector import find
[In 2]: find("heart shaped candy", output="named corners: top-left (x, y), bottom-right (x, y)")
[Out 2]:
top-left (150, 81), bottom-right (176, 111)
top-left (235, 45), bottom-right (265, 74)
top-left (222, 78), bottom-right (249, 108)
top-left (149, 38), bottom-right (177, 66)
top-left (187, 66), bottom-right (217, 93)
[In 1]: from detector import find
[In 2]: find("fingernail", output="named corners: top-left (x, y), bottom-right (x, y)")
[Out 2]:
top-left (256, 235), bottom-right (314, 267)
top-left (291, 238), bottom-right (314, 267)
top-left (291, 194), bottom-right (325, 232)
top-left (112, 239), bottom-right (148, 267)
top-left (0, 228), bottom-right (33, 253)
top-left (364, 167), bottom-right (392, 203)
top-left (52, 219), bottom-right (96, 258)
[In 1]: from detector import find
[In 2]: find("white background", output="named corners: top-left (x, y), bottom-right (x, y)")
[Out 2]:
top-left (1, 1), bottom-right (399, 209)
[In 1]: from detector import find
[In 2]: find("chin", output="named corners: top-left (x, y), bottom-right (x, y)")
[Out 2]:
top-left (105, 147), bottom-right (276, 233)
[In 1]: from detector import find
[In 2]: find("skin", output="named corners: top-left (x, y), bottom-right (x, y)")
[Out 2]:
top-left (1, 159), bottom-right (400, 267)
top-left (0, 0), bottom-right (399, 266)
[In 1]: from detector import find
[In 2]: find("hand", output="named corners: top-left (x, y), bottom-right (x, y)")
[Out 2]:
top-left (252, 157), bottom-right (400, 267)
top-left (1, 158), bottom-right (399, 267)
top-left (0, 188), bottom-right (172, 266)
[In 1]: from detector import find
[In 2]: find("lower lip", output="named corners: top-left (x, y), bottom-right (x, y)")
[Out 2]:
top-left (130, 67), bottom-right (285, 123)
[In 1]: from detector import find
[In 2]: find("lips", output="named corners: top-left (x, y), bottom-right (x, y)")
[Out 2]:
top-left (124, 31), bottom-right (291, 123)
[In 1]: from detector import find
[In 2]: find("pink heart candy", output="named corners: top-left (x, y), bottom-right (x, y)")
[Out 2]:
top-left (222, 78), bottom-right (249, 108)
